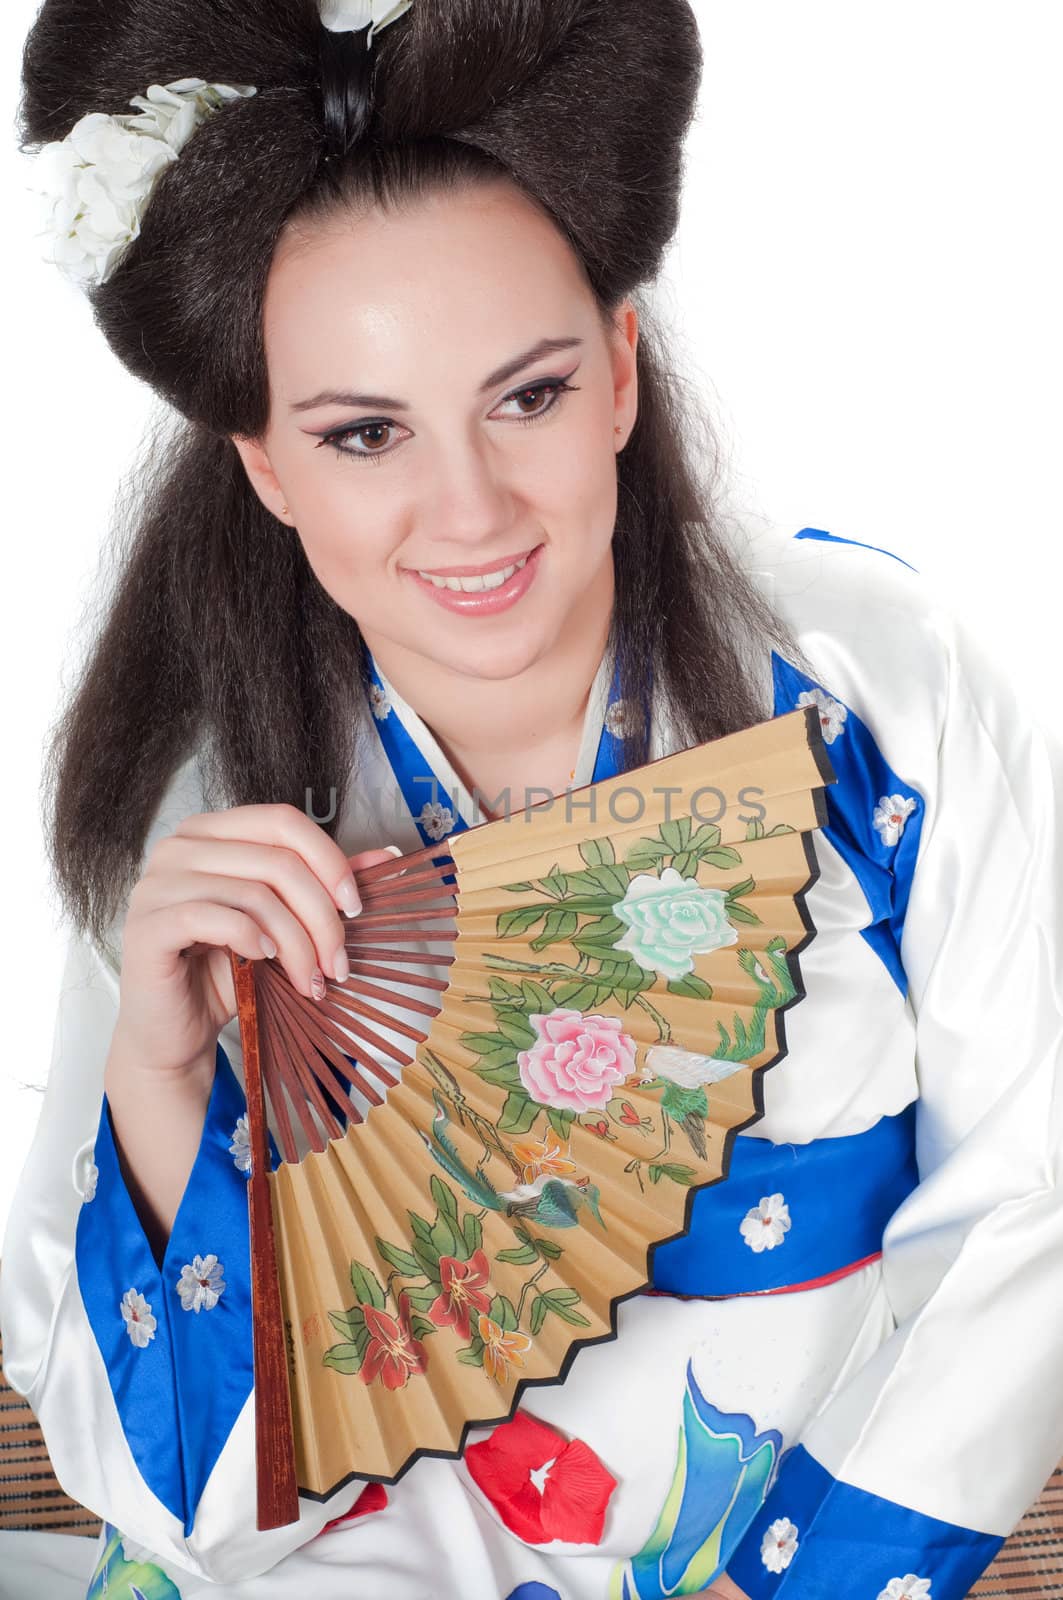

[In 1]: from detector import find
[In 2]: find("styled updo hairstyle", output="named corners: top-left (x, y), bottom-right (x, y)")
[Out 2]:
top-left (19, 0), bottom-right (807, 948)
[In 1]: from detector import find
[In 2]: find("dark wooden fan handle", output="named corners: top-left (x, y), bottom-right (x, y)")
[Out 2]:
top-left (229, 950), bottom-right (301, 1531)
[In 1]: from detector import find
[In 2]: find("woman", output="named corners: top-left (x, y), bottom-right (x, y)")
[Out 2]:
top-left (2, 2), bottom-right (1061, 1597)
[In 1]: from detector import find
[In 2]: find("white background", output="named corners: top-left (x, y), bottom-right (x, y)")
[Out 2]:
top-left (1, 1), bottom-right (1061, 1236)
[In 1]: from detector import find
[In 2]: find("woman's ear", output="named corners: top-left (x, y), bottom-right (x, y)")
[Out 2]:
top-left (231, 434), bottom-right (290, 523)
top-left (610, 298), bottom-right (639, 449)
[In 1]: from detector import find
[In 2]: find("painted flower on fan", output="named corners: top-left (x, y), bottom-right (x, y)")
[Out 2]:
top-left (877, 1578), bottom-right (933, 1600)
top-left (427, 1249), bottom-right (492, 1341)
top-left (176, 1254), bottom-right (226, 1313)
top-left (796, 686), bottom-right (848, 743)
top-left (761, 1515), bottom-right (799, 1571)
top-left (873, 793), bottom-right (918, 847)
top-left (477, 1312), bottom-right (532, 1384)
top-left (361, 1291), bottom-right (429, 1389)
top-left (464, 1409), bottom-right (618, 1545)
top-left (120, 1288), bottom-right (157, 1348)
top-left (740, 1193), bottom-right (791, 1252)
top-left (517, 1008), bottom-right (637, 1113)
top-left (613, 867), bottom-right (738, 981)
top-left (510, 1131), bottom-right (578, 1185)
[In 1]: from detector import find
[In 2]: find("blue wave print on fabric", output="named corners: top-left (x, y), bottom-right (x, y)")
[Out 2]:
top-left (87, 1522), bottom-right (182, 1598)
top-left (793, 526), bottom-right (919, 572)
top-left (609, 1360), bottom-right (783, 1598)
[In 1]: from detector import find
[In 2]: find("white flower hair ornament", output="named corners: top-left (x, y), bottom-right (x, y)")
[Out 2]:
top-left (320, 0), bottom-right (414, 47)
top-left (26, 77), bottom-right (257, 290)
top-left (25, 2), bottom-right (415, 292)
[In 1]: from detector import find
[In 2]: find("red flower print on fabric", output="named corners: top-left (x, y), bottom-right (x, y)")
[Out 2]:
top-left (361, 1290), bottom-right (428, 1390)
top-left (428, 1248), bottom-right (493, 1341)
top-left (465, 1409), bottom-right (618, 1545)
top-left (319, 1481), bottom-right (389, 1536)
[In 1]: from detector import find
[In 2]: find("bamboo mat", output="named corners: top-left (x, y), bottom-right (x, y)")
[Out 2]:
top-left (971, 1467), bottom-right (1063, 1597)
top-left (0, 1326), bottom-right (1060, 1593)
top-left (0, 1330), bottom-right (101, 1537)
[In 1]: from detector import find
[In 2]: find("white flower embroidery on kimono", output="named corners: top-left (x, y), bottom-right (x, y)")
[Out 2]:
top-left (605, 698), bottom-right (643, 739)
top-left (120, 1289), bottom-right (157, 1348)
top-left (760, 1515), bottom-right (799, 1571)
top-left (176, 1254), bottom-right (226, 1313)
top-left (877, 1577), bottom-right (933, 1600)
top-left (369, 683), bottom-right (392, 720)
top-left (71, 1140), bottom-right (98, 1201)
top-left (418, 799), bottom-right (455, 840)
top-left (229, 1113), bottom-right (252, 1174)
top-left (740, 1193), bottom-right (791, 1252)
top-left (796, 686), bottom-right (848, 743)
top-left (873, 793), bottom-right (917, 847)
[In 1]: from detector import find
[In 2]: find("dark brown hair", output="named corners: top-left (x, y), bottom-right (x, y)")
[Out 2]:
top-left (19, 0), bottom-right (810, 951)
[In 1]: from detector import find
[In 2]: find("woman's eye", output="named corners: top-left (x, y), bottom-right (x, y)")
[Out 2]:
top-left (316, 376), bottom-right (579, 464)
top-left (495, 378), bottom-right (578, 425)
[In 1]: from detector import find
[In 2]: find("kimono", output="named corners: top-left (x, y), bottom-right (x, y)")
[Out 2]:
top-left (1, 521), bottom-right (1061, 1600)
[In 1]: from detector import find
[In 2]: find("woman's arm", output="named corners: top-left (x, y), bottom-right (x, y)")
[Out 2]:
top-left (0, 926), bottom-right (371, 1583)
top-left (0, 825), bottom-right (403, 1583)
top-left (722, 601), bottom-right (1063, 1597)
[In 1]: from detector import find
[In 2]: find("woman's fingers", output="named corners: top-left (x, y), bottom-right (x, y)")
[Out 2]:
top-left (145, 832), bottom-right (352, 992)
top-left (173, 802), bottom-right (364, 916)
top-left (133, 869), bottom-right (326, 995)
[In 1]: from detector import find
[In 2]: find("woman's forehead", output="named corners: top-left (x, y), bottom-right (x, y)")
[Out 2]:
top-left (262, 183), bottom-right (596, 401)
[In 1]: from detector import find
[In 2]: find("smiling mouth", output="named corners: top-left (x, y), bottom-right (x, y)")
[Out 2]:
top-left (408, 545), bottom-right (540, 593)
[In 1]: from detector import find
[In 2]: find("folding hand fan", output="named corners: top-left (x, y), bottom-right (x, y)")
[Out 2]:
top-left (227, 704), bottom-right (836, 1529)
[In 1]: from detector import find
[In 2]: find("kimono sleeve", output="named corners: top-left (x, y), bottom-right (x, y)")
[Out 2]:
top-left (726, 605), bottom-right (1063, 1599)
top-left (0, 925), bottom-right (365, 1584)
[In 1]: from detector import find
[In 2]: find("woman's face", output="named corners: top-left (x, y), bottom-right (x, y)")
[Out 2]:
top-left (232, 178), bottom-right (638, 687)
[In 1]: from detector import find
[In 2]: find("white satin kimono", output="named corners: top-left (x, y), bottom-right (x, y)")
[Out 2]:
top-left (1, 523), bottom-right (1061, 1600)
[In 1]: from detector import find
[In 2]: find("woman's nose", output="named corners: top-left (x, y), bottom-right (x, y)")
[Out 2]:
top-left (421, 439), bottom-right (519, 548)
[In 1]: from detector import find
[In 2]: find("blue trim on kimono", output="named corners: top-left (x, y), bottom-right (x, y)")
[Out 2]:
top-left (648, 1103), bottom-right (918, 1296)
top-left (363, 646), bottom-right (629, 851)
top-left (793, 525), bottom-right (920, 573)
top-left (75, 1042), bottom-right (277, 1536)
top-left (726, 1442), bottom-right (1004, 1599)
top-left (771, 652), bottom-right (924, 997)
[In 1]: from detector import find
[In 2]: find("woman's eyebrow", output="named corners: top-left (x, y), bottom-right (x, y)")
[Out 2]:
top-left (288, 335), bottom-right (584, 414)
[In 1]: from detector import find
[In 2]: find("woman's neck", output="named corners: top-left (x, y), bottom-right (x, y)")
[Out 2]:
top-left (363, 588), bottom-right (614, 795)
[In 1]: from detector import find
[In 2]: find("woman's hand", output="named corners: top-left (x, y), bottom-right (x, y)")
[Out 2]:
top-left (703, 1577), bottom-right (752, 1599)
top-left (103, 804), bottom-right (402, 1254)
top-left (111, 802), bottom-right (399, 1079)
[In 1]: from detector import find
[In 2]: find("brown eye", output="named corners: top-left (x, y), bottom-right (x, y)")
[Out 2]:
top-left (513, 385), bottom-right (552, 414)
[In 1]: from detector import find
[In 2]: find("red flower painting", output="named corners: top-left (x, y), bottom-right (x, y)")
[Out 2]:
top-left (464, 1409), bottom-right (618, 1545)
top-left (428, 1249), bottom-right (493, 1341)
top-left (360, 1290), bottom-right (429, 1390)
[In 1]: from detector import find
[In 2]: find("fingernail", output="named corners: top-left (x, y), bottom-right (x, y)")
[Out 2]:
top-left (310, 968), bottom-right (327, 1001)
top-left (385, 845), bottom-right (403, 858)
top-left (333, 946), bottom-right (349, 984)
top-left (260, 935), bottom-right (278, 959)
top-left (336, 874), bottom-right (362, 916)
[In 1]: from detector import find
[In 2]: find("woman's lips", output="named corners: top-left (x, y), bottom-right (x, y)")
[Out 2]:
top-left (405, 543), bottom-right (544, 615)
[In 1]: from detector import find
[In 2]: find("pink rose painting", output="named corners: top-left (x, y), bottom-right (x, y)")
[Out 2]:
top-left (517, 1008), bottom-right (637, 1113)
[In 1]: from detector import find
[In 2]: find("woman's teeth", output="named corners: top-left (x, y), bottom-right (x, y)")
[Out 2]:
top-left (416, 554), bottom-right (530, 593)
